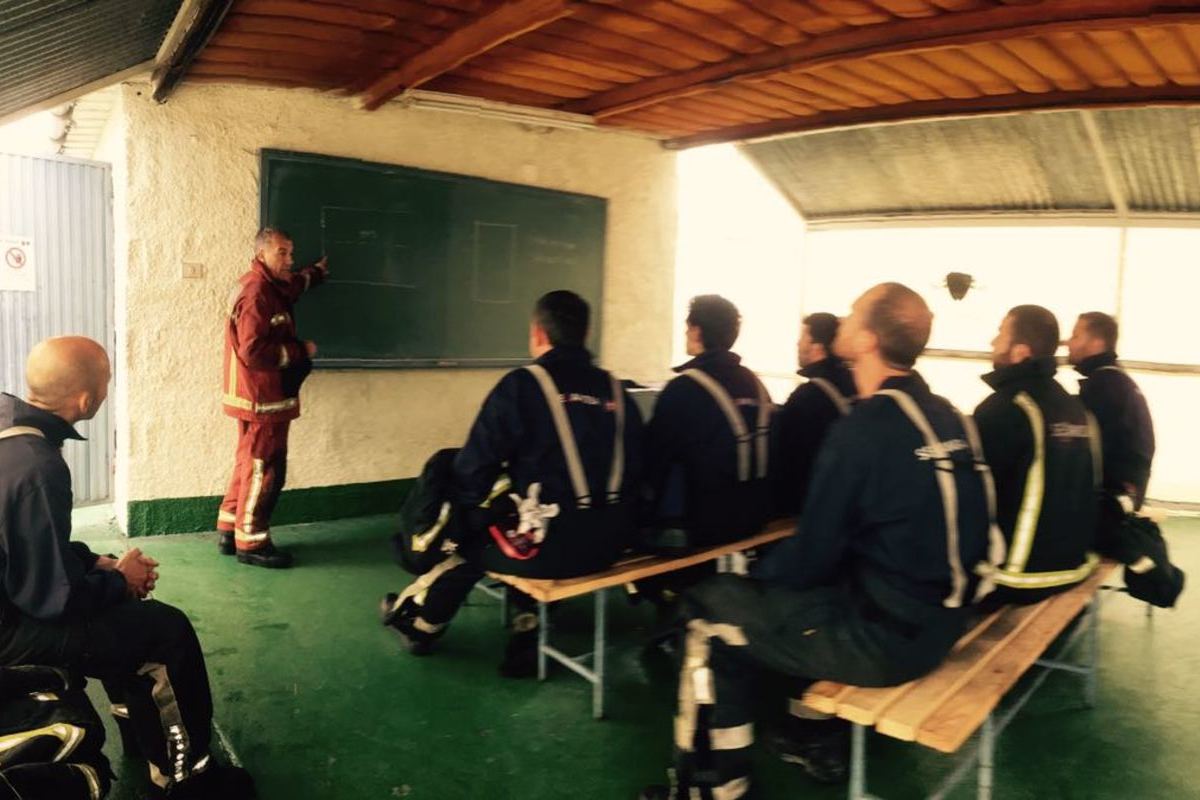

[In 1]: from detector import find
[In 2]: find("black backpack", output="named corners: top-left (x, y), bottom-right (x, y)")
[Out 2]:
top-left (0, 665), bottom-right (112, 799)
top-left (1097, 497), bottom-right (1185, 609)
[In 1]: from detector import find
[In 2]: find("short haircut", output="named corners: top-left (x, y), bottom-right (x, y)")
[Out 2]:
top-left (255, 227), bottom-right (292, 251)
top-left (1006, 305), bottom-right (1060, 359)
top-left (686, 295), bottom-right (741, 351)
top-left (803, 312), bottom-right (840, 351)
top-left (533, 290), bottom-right (590, 348)
top-left (865, 282), bottom-right (931, 370)
top-left (1078, 311), bottom-right (1118, 351)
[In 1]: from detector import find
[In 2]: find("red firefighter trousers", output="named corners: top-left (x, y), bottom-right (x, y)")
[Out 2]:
top-left (216, 420), bottom-right (290, 552)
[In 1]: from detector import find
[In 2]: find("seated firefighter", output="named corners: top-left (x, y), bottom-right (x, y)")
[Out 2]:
top-left (380, 291), bottom-right (644, 674)
top-left (643, 295), bottom-right (774, 551)
top-left (0, 337), bottom-right (255, 799)
top-left (770, 311), bottom-right (856, 516)
top-left (975, 305), bottom-right (1100, 604)
top-left (640, 283), bottom-right (1005, 800)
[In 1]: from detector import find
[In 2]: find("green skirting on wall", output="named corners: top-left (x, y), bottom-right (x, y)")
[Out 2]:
top-left (126, 478), bottom-right (414, 537)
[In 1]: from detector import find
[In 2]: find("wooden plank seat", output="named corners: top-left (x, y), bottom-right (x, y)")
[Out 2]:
top-left (802, 560), bottom-right (1120, 800)
top-left (483, 518), bottom-right (793, 718)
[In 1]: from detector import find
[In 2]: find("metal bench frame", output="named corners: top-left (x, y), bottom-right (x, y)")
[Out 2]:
top-left (847, 591), bottom-right (1104, 800)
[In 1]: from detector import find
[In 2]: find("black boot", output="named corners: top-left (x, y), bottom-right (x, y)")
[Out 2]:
top-left (163, 765), bottom-right (257, 799)
top-left (236, 542), bottom-right (293, 569)
top-left (217, 532), bottom-right (235, 556)
top-left (771, 717), bottom-right (850, 784)
top-left (497, 613), bottom-right (539, 679)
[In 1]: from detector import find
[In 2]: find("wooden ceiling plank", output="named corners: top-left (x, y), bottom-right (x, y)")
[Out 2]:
top-left (758, 77), bottom-right (850, 111)
top-left (212, 29), bottom-right (361, 58)
top-left (571, 5), bottom-right (734, 62)
top-left (453, 63), bottom-right (594, 98)
top-left (964, 41), bottom-right (1056, 92)
top-left (919, 47), bottom-right (1020, 95)
top-left (808, 0), bottom-right (893, 26)
top-left (360, 0), bottom-right (577, 110)
top-left (189, 60), bottom-right (347, 86)
top-left (201, 43), bottom-right (357, 71)
top-left (998, 37), bottom-right (1093, 91)
top-left (1175, 24), bottom-right (1200, 72)
top-left (311, 0), bottom-right (472, 29)
top-left (1082, 30), bottom-right (1163, 87)
top-left (1133, 26), bottom-right (1200, 85)
top-left (469, 53), bottom-right (617, 91)
top-left (842, 57), bottom-right (945, 101)
top-left (223, 13), bottom-right (375, 46)
top-left (500, 42), bottom-right (645, 83)
top-left (1042, 31), bottom-right (1129, 88)
top-left (925, 0), bottom-right (990, 11)
top-left (188, 73), bottom-right (316, 88)
top-left (664, 0), bottom-right (808, 46)
top-left (752, 0), bottom-right (851, 35)
top-left (600, 0), bottom-right (781, 53)
top-left (518, 31), bottom-right (671, 77)
top-left (423, 73), bottom-right (563, 105)
top-left (236, 0), bottom-right (398, 30)
top-left (872, 52), bottom-right (980, 99)
top-left (777, 70), bottom-right (877, 107)
top-left (701, 84), bottom-right (803, 117)
top-left (807, 63), bottom-right (912, 103)
top-left (561, 2), bottom-right (1200, 119)
top-left (862, 0), bottom-right (941, 20)
top-left (667, 94), bottom-right (773, 124)
top-left (728, 81), bottom-right (822, 115)
top-left (663, 84), bottom-right (1200, 148)
top-left (548, 18), bottom-right (705, 70)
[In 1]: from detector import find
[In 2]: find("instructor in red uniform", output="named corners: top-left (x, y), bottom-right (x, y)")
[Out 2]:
top-left (216, 227), bottom-right (328, 568)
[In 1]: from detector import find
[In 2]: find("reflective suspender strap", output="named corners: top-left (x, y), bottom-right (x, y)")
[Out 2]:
top-left (525, 365), bottom-right (592, 509)
top-left (1007, 393), bottom-right (1046, 573)
top-left (877, 389), bottom-right (969, 609)
top-left (0, 426), bottom-right (45, 441)
top-left (1084, 410), bottom-right (1103, 490)
top-left (957, 411), bottom-right (1008, 602)
top-left (683, 369), bottom-right (752, 482)
top-left (809, 377), bottom-right (852, 417)
top-left (753, 377), bottom-right (771, 480)
top-left (606, 373), bottom-right (626, 503)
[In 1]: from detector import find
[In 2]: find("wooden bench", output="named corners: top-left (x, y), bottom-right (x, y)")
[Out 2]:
top-left (802, 560), bottom-right (1120, 800)
top-left (483, 519), bottom-right (793, 719)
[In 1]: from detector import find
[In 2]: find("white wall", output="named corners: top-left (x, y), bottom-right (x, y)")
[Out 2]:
top-left (108, 82), bottom-right (677, 518)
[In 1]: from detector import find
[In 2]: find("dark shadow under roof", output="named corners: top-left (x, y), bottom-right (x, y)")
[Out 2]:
top-left (741, 107), bottom-right (1200, 223)
top-left (0, 0), bottom-right (181, 122)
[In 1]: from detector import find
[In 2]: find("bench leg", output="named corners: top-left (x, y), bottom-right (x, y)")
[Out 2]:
top-left (593, 588), bottom-right (607, 720)
top-left (538, 602), bottom-right (549, 681)
top-left (977, 713), bottom-right (995, 800)
top-left (1086, 596), bottom-right (1100, 708)
top-left (849, 723), bottom-right (869, 800)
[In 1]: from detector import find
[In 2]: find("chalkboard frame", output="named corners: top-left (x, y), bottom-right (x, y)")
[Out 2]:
top-left (259, 148), bottom-right (608, 370)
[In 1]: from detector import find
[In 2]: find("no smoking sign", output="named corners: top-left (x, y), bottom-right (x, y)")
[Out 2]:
top-left (0, 235), bottom-right (35, 291)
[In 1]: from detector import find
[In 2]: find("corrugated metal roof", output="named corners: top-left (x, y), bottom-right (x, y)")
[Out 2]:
top-left (0, 0), bottom-right (180, 121)
top-left (741, 107), bottom-right (1200, 222)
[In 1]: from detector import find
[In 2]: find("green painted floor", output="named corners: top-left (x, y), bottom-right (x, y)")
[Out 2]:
top-left (73, 509), bottom-right (1200, 800)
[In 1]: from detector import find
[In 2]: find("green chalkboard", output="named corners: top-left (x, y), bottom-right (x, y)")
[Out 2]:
top-left (259, 149), bottom-right (608, 368)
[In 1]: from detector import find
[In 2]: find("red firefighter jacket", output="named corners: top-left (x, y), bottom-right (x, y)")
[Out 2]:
top-left (222, 258), bottom-right (325, 422)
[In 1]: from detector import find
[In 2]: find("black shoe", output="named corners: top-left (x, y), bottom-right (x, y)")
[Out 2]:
top-left (772, 729), bottom-right (850, 784)
top-left (379, 593), bottom-right (434, 656)
top-left (236, 543), bottom-right (293, 569)
top-left (164, 765), bottom-right (256, 799)
top-left (638, 787), bottom-right (673, 800)
top-left (218, 532), bottom-right (235, 556)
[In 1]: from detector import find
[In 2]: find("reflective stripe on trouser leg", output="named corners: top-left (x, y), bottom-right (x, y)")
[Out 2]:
top-left (235, 422), bottom-right (289, 552)
top-left (393, 554), bottom-right (482, 635)
top-left (137, 662), bottom-right (201, 789)
top-left (672, 619), bottom-right (753, 798)
top-left (217, 420), bottom-right (247, 530)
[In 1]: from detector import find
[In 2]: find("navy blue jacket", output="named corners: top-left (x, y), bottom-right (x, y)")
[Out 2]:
top-left (644, 350), bottom-right (774, 541)
top-left (975, 357), bottom-right (1099, 602)
top-left (1075, 352), bottom-right (1155, 503)
top-left (770, 357), bottom-right (856, 515)
top-left (453, 346), bottom-right (643, 515)
top-left (0, 394), bottom-right (126, 621)
top-left (754, 373), bottom-right (991, 615)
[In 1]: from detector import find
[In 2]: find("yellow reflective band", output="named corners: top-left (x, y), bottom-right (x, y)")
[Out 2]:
top-left (243, 460), bottom-right (265, 533)
top-left (993, 552), bottom-right (1099, 588)
top-left (269, 313), bottom-right (289, 326)
top-left (222, 395), bottom-right (298, 414)
top-left (279, 345), bottom-right (290, 369)
top-left (1007, 393), bottom-right (1045, 572)
top-left (411, 502), bottom-right (451, 553)
top-left (710, 723), bottom-right (754, 751)
top-left (217, 510), bottom-right (237, 524)
top-left (0, 722), bottom-right (86, 761)
top-left (713, 776), bottom-right (751, 800)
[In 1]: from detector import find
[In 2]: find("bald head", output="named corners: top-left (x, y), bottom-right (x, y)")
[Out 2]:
top-left (26, 336), bottom-right (111, 423)
top-left (862, 282), bottom-right (932, 370)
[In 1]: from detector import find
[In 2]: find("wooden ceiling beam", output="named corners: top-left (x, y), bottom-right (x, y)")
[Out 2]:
top-left (563, 1), bottom-right (1200, 118)
top-left (359, 0), bottom-right (581, 111)
top-left (660, 83), bottom-right (1200, 148)
top-left (152, 0), bottom-right (236, 103)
